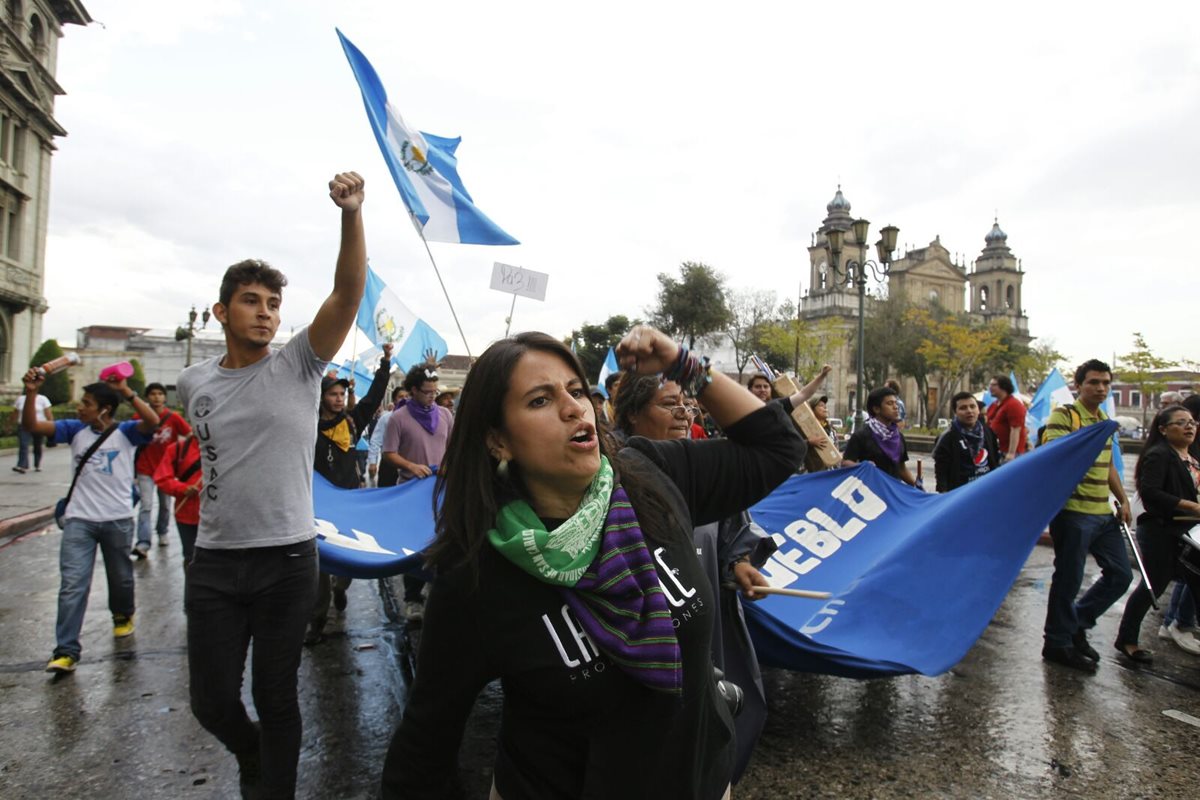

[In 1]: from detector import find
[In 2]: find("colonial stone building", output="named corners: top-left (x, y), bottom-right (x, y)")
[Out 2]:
top-left (799, 187), bottom-right (1032, 424)
top-left (0, 0), bottom-right (89, 394)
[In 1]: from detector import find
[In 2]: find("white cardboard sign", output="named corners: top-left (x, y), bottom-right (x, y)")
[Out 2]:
top-left (490, 262), bottom-right (549, 302)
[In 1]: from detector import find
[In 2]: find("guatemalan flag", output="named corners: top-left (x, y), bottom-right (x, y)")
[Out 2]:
top-left (596, 347), bottom-right (619, 398)
top-left (357, 265), bottom-right (449, 371)
top-left (337, 30), bottom-right (519, 246)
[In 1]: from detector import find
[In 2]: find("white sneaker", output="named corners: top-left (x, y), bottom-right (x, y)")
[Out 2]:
top-left (1157, 624), bottom-right (1172, 640)
top-left (1167, 623), bottom-right (1200, 655)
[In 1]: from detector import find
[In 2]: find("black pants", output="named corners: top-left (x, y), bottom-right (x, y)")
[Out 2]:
top-left (1117, 523), bottom-right (1200, 646)
top-left (177, 522), bottom-right (198, 566)
top-left (185, 539), bottom-right (318, 799)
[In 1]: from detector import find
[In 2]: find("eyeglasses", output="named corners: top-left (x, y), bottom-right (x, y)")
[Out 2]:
top-left (1165, 419), bottom-right (1199, 428)
top-left (657, 404), bottom-right (697, 420)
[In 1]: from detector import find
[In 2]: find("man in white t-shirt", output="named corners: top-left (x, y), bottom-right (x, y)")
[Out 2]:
top-left (21, 374), bottom-right (159, 673)
top-left (11, 392), bottom-right (52, 473)
top-left (176, 172), bottom-right (368, 799)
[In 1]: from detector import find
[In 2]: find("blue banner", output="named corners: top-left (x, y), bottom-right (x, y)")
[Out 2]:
top-left (313, 421), bottom-right (1117, 676)
top-left (744, 420), bottom-right (1118, 677)
top-left (313, 473), bottom-right (435, 579)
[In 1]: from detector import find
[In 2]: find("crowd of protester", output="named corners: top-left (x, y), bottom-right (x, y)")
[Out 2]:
top-left (14, 171), bottom-right (1199, 798)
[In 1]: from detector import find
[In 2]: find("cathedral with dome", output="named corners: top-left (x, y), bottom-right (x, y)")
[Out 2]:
top-left (798, 186), bottom-right (1031, 422)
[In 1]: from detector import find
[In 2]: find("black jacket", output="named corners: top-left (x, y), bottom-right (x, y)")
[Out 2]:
top-left (380, 403), bottom-right (803, 800)
top-left (314, 356), bottom-right (391, 489)
top-left (932, 423), bottom-right (1001, 492)
top-left (1136, 442), bottom-right (1199, 535)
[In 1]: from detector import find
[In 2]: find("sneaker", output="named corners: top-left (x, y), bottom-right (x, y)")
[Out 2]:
top-left (12, 466), bottom-right (26, 474)
top-left (1042, 644), bottom-right (1098, 673)
top-left (1167, 623), bottom-right (1200, 655)
top-left (1158, 624), bottom-right (1173, 640)
top-left (131, 542), bottom-right (150, 559)
top-left (333, 587), bottom-right (348, 612)
top-left (113, 615), bottom-right (135, 638)
top-left (303, 624), bottom-right (324, 646)
top-left (403, 599), bottom-right (424, 625)
top-left (1071, 629), bottom-right (1100, 662)
top-left (157, 536), bottom-right (169, 548)
top-left (45, 654), bottom-right (78, 673)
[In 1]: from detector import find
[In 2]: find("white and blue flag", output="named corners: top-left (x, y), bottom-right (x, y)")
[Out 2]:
top-left (596, 347), bottom-right (619, 397)
top-left (1026, 368), bottom-right (1074, 448)
top-left (356, 265), bottom-right (448, 371)
top-left (337, 30), bottom-right (519, 246)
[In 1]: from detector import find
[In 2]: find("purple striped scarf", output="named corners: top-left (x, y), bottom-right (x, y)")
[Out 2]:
top-left (559, 486), bottom-right (682, 694)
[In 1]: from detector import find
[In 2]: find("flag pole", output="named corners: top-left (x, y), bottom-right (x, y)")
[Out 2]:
top-left (504, 293), bottom-right (517, 338)
top-left (412, 217), bottom-right (473, 359)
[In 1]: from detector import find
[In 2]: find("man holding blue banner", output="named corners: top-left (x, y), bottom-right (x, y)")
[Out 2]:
top-left (1041, 359), bottom-right (1133, 673)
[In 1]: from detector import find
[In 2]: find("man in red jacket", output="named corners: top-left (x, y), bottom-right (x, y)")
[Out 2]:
top-left (133, 382), bottom-right (192, 557)
top-left (153, 433), bottom-right (201, 567)
top-left (986, 374), bottom-right (1027, 462)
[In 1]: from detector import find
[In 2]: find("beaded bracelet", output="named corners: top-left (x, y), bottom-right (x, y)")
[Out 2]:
top-left (663, 345), bottom-right (713, 398)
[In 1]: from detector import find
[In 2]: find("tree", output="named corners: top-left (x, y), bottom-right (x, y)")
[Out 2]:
top-left (128, 358), bottom-right (146, 396)
top-left (28, 339), bottom-right (69, 405)
top-left (910, 309), bottom-right (1007, 420)
top-left (724, 288), bottom-right (777, 379)
top-left (649, 261), bottom-right (732, 349)
top-left (759, 315), bottom-right (842, 381)
top-left (1012, 340), bottom-right (1068, 391)
top-left (1119, 331), bottom-right (1178, 428)
top-left (567, 315), bottom-right (638, 381)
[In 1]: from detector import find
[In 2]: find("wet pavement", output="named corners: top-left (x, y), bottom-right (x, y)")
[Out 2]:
top-left (1, 453), bottom-right (1198, 798)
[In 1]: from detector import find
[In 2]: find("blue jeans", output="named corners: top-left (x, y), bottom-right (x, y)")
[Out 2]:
top-left (1044, 510), bottom-right (1133, 648)
top-left (135, 474), bottom-right (171, 545)
top-left (54, 518), bottom-right (135, 660)
top-left (1164, 582), bottom-right (1197, 628)
top-left (185, 538), bottom-right (318, 799)
top-left (16, 428), bottom-right (43, 470)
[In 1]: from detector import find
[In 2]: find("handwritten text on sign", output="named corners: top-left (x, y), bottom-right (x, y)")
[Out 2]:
top-left (490, 262), bottom-right (549, 302)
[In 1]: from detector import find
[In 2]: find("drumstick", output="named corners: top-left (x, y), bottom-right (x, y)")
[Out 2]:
top-left (749, 586), bottom-right (831, 600)
top-left (1173, 517), bottom-right (1200, 522)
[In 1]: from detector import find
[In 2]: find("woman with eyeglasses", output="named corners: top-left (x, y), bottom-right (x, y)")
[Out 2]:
top-left (380, 327), bottom-right (802, 799)
top-left (612, 372), bottom-right (781, 783)
top-left (1113, 404), bottom-right (1200, 663)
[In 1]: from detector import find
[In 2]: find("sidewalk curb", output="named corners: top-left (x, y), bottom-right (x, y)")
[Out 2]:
top-left (0, 506), bottom-right (55, 543)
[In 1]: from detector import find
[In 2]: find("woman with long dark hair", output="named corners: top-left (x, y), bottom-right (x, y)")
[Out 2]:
top-left (1113, 404), bottom-right (1200, 662)
top-left (380, 326), bottom-right (802, 799)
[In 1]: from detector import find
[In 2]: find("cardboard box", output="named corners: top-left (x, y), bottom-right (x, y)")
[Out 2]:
top-left (771, 375), bottom-right (842, 468)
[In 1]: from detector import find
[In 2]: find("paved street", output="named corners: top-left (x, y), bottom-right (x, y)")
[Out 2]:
top-left (1, 453), bottom-right (1197, 798)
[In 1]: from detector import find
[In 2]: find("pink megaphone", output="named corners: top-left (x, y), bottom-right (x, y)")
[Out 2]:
top-left (99, 361), bottom-right (134, 382)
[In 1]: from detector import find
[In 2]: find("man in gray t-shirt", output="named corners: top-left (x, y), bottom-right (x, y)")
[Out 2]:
top-left (176, 172), bottom-right (368, 799)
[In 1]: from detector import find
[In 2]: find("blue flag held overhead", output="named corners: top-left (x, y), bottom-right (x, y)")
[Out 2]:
top-left (337, 30), bottom-right (518, 246)
top-left (356, 265), bottom-right (448, 371)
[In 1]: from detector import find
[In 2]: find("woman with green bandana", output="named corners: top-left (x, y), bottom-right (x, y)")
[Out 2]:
top-left (379, 325), bottom-right (803, 800)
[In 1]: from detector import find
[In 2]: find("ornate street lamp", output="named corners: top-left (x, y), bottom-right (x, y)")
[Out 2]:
top-left (825, 218), bottom-right (899, 431)
top-left (176, 305), bottom-right (211, 367)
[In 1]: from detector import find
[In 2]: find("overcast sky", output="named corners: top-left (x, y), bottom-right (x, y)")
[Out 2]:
top-left (41, 0), bottom-right (1200, 374)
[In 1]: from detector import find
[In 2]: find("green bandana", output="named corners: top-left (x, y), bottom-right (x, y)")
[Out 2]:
top-left (487, 456), bottom-right (614, 586)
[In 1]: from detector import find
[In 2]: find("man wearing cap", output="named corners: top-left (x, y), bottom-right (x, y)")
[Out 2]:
top-left (307, 342), bottom-right (393, 644)
top-left (588, 385), bottom-right (607, 424)
top-left (382, 361), bottom-right (455, 623)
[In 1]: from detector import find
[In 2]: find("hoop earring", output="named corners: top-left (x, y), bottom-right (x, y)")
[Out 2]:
top-left (496, 458), bottom-right (509, 479)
